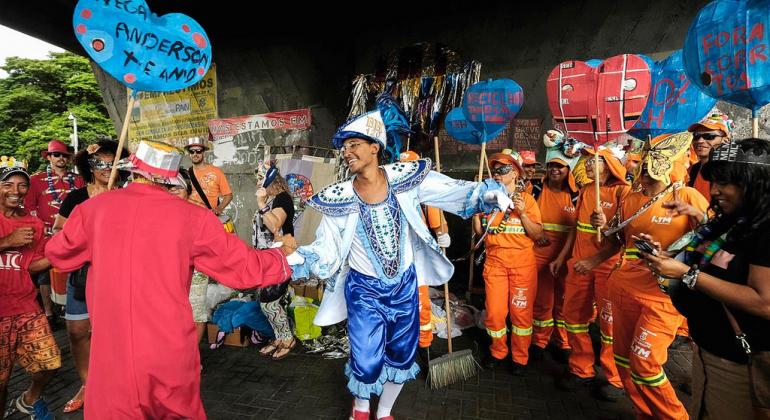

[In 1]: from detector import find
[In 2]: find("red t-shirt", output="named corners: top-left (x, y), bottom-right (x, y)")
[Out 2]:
top-left (0, 212), bottom-right (47, 316)
top-left (25, 169), bottom-right (84, 229)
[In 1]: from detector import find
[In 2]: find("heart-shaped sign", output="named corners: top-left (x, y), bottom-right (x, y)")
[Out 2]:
top-left (73, 0), bottom-right (212, 92)
top-left (683, 0), bottom-right (770, 112)
top-left (461, 79), bottom-right (524, 137)
top-left (547, 55), bottom-right (651, 145)
top-left (444, 107), bottom-right (485, 144)
top-left (629, 50), bottom-right (717, 138)
top-left (546, 60), bottom-right (599, 144)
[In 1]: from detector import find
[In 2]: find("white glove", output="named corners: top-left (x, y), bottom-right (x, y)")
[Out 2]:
top-left (436, 232), bottom-right (451, 248)
top-left (285, 251), bottom-right (305, 266)
top-left (484, 190), bottom-right (512, 212)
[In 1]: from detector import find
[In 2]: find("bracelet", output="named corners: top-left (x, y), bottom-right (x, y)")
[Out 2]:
top-left (681, 266), bottom-right (700, 290)
top-left (259, 206), bottom-right (271, 215)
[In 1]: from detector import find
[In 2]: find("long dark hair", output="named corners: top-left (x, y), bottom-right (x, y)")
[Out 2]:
top-left (74, 139), bottom-right (126, 183)
top-left (701, 138), bottom-right (770, 243)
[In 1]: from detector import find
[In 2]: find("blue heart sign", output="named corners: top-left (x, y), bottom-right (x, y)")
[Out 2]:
top-left (630, 50), bottom-right (717, 138)
top-left (444, 107), bottom-right (484, 144)
top-left (73, 0), bottom-right (212, 92)
top-left (683, 0), bottom-right (770, 111)
top-left (461, 79), bottom-right (524, 137)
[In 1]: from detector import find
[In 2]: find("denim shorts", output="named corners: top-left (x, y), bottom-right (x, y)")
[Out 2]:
top-left (65, 282), bottom-right (89, 321)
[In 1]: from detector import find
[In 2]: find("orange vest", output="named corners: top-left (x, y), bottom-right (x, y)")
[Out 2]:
top-left (482, 192), bottom-right (541, 268)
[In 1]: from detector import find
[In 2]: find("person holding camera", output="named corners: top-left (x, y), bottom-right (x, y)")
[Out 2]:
top-left (642, 138), bottom-right (770, 419)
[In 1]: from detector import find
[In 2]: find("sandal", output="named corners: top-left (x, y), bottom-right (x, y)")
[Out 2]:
top-left (209, 331), bottom-right (226, 350)
top-left (63, 386), bottom-right (85, 413)
top-left (271, 338), bottom-right (297, 360)
top-left (259, 341), bottom-right (279, 357)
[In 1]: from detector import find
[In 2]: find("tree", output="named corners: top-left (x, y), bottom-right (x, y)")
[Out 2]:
top-left (0, 52), bottom-right (116, 171)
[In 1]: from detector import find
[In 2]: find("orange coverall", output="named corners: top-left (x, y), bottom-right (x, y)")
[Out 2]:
top-left (418, 206), bottom-right (443, 348)
top-left (562, 182), bottom-right (629, 388)
top-left (608, 186), bottom-right (708, 419)
top-left (481, 193), bottom-right (542, 365)
top-left (532, 186), bottom-right (576, 350)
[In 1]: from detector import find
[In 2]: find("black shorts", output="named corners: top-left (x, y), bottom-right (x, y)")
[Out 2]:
top-left (34, 270), bottom-right (51, 287)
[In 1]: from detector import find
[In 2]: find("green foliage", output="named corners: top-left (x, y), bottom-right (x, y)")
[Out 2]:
top-left (0, 51), bottom-right (115, 171)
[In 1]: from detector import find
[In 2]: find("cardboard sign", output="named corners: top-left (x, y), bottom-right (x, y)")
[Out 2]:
top-left (683, 0), bottom-right (770, 111)
top-left (462, 79), bottom-right (524, 136)
top-left (208, 109), bottom-right (312, 143)
top-left (630, 50), bottom-right (717, 138)
top-left (547, 55), bottom-right (651, 145)
top-left (73, 0), bottom-right (212, 92)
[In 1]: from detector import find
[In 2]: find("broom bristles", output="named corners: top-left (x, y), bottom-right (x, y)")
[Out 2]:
top-left (428, 349), bottom-right (480, 389)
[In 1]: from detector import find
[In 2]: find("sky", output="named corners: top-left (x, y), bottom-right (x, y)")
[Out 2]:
top-left (0, 24), bottom-right (64, 77)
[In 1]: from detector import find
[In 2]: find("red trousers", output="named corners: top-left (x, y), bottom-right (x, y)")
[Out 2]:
top-left (532, 258), bottom-right (569, 350)
top-left (562, 260), bottom-right (622, 387)
top-left (418, 285), bottom-right (433, 348)
top-left (609, 279), bottom-right (687, 419)
top-left (483, 262), bottom-right (537, 365)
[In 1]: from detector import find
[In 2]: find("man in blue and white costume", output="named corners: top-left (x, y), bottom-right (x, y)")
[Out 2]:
top-left (288, 95), bottom-right (510, 420)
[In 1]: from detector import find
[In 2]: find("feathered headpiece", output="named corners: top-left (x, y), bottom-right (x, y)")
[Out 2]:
top-left (332, 93), bottom-right (412, 163)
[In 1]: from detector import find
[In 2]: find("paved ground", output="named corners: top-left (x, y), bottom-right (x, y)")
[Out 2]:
top-left (5, 321), bottom-right (693, 419)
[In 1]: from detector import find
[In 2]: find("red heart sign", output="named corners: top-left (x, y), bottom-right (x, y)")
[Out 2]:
top-left (547, 55), bottom-right (652, 145)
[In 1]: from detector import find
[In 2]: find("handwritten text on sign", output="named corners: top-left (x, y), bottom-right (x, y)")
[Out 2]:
top-left (73, 0), bottom-right (213, 92)
top-left (208, 109), bottom-right (312, 144)
top-left (684, 0), bottom-right (770, 110)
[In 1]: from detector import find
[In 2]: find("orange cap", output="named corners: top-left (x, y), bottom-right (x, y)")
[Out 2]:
top-left (399, 150), bottom-right (420, 162)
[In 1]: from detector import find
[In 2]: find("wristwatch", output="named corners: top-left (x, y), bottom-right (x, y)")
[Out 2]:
top-left (258, 206), bottom-right (271, 215)
top-left (681, 266), bottom-right (700, 290)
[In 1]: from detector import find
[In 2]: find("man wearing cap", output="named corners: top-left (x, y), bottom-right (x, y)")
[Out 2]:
top-left (290, 95), bottom-right (508, 420)
top-left (0, 163), bottom-right (59, 420)
top-left (556, 146), bottom-right (629, 400)
top-left (185, 136), bottom-right (233, 215)
top-left (687, 111), bottom-right (733, 201)
top-left (473, 149), bottom-right (543, 376)
top-left (24, 140), bottom-right (84, 327)
top-left (45, 140), bottom-right (295, 419)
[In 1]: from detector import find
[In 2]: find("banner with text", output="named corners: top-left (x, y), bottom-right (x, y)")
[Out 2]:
top-left (128, 65), bottom-right (217, 150)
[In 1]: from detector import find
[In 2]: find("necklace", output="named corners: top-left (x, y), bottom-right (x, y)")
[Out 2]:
top-left (46, 165), bottom-right (76, 205)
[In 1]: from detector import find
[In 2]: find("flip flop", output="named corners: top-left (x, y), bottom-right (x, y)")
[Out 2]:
top-left (63, 386), bottom-right (85, 413)
top-left (259, 341), bottom-right (279, 357)
top-left (271, 338), bottom-right (297, 360)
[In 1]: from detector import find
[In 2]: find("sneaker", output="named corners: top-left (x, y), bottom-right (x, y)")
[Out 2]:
top-left (529, 345), bottom-right (545, 361)
top-left (556, 373), bottom-right (595, 391)
top-left (15, 393), bottom-right (54, 419)
top-left (482, 354), bottom-right (503, 370)
top-left (592, 382), bottom-right (624, 402)
top-left (508, 361), bottom-right (527, 376)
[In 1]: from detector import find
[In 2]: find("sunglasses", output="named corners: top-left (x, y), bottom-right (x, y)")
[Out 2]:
top-left (88, 158), bottom-right (113, 171)
top-left (340, 142), bottom-right (364, 152)
top-left (188, 149), bottom-right (204, 155)
top-left (584, 158), bottom-right (605, 168)
top-left (693, 133), bottom-right (720, 141)
top-left (491, 164), bottom-right (515, 175)
top-left (49, 152), bottom-right (70, 158)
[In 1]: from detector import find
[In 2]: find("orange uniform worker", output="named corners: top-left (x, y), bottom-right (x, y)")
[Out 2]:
top-left (556, 146), bottom-right (629, 400)
top-left (474, 149), bottom-right (543, 375)
top-left (530, 148), bottom-right (579, 359)
top-left (595, 133), bottom-right (709, 419)
top-left (520, 150), bottom-right (538, 194)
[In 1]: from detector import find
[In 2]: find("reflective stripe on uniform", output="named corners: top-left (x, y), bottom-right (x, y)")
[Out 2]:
top-left (625, 247), bottom-right (641, 260)
top-left (555, 319), bottom-right (567, 329)
top-left (614, 354), bottom-right (631, 369)
top-left (576, 221), bottom-right (597, 234)
top-left (420, 323), bottom-right (433, 331)
top-left (565, 322), bottom-right (590, 333)
top-left (486, 327), bottom-right (507, 338)
top-left (533, 318), bottom-right (555, 328)
top-left (600, 331), bottom-right (613, 344)
top-left (630, 370), bottom-right (668, 387)
top-left (511, 325), bottom-right (533, 336)
top-left (543, 223), bottom-right (571, 233)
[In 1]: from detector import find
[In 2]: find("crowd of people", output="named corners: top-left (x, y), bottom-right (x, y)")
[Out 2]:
top-left (0, 96), bottom-right (769, 420)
